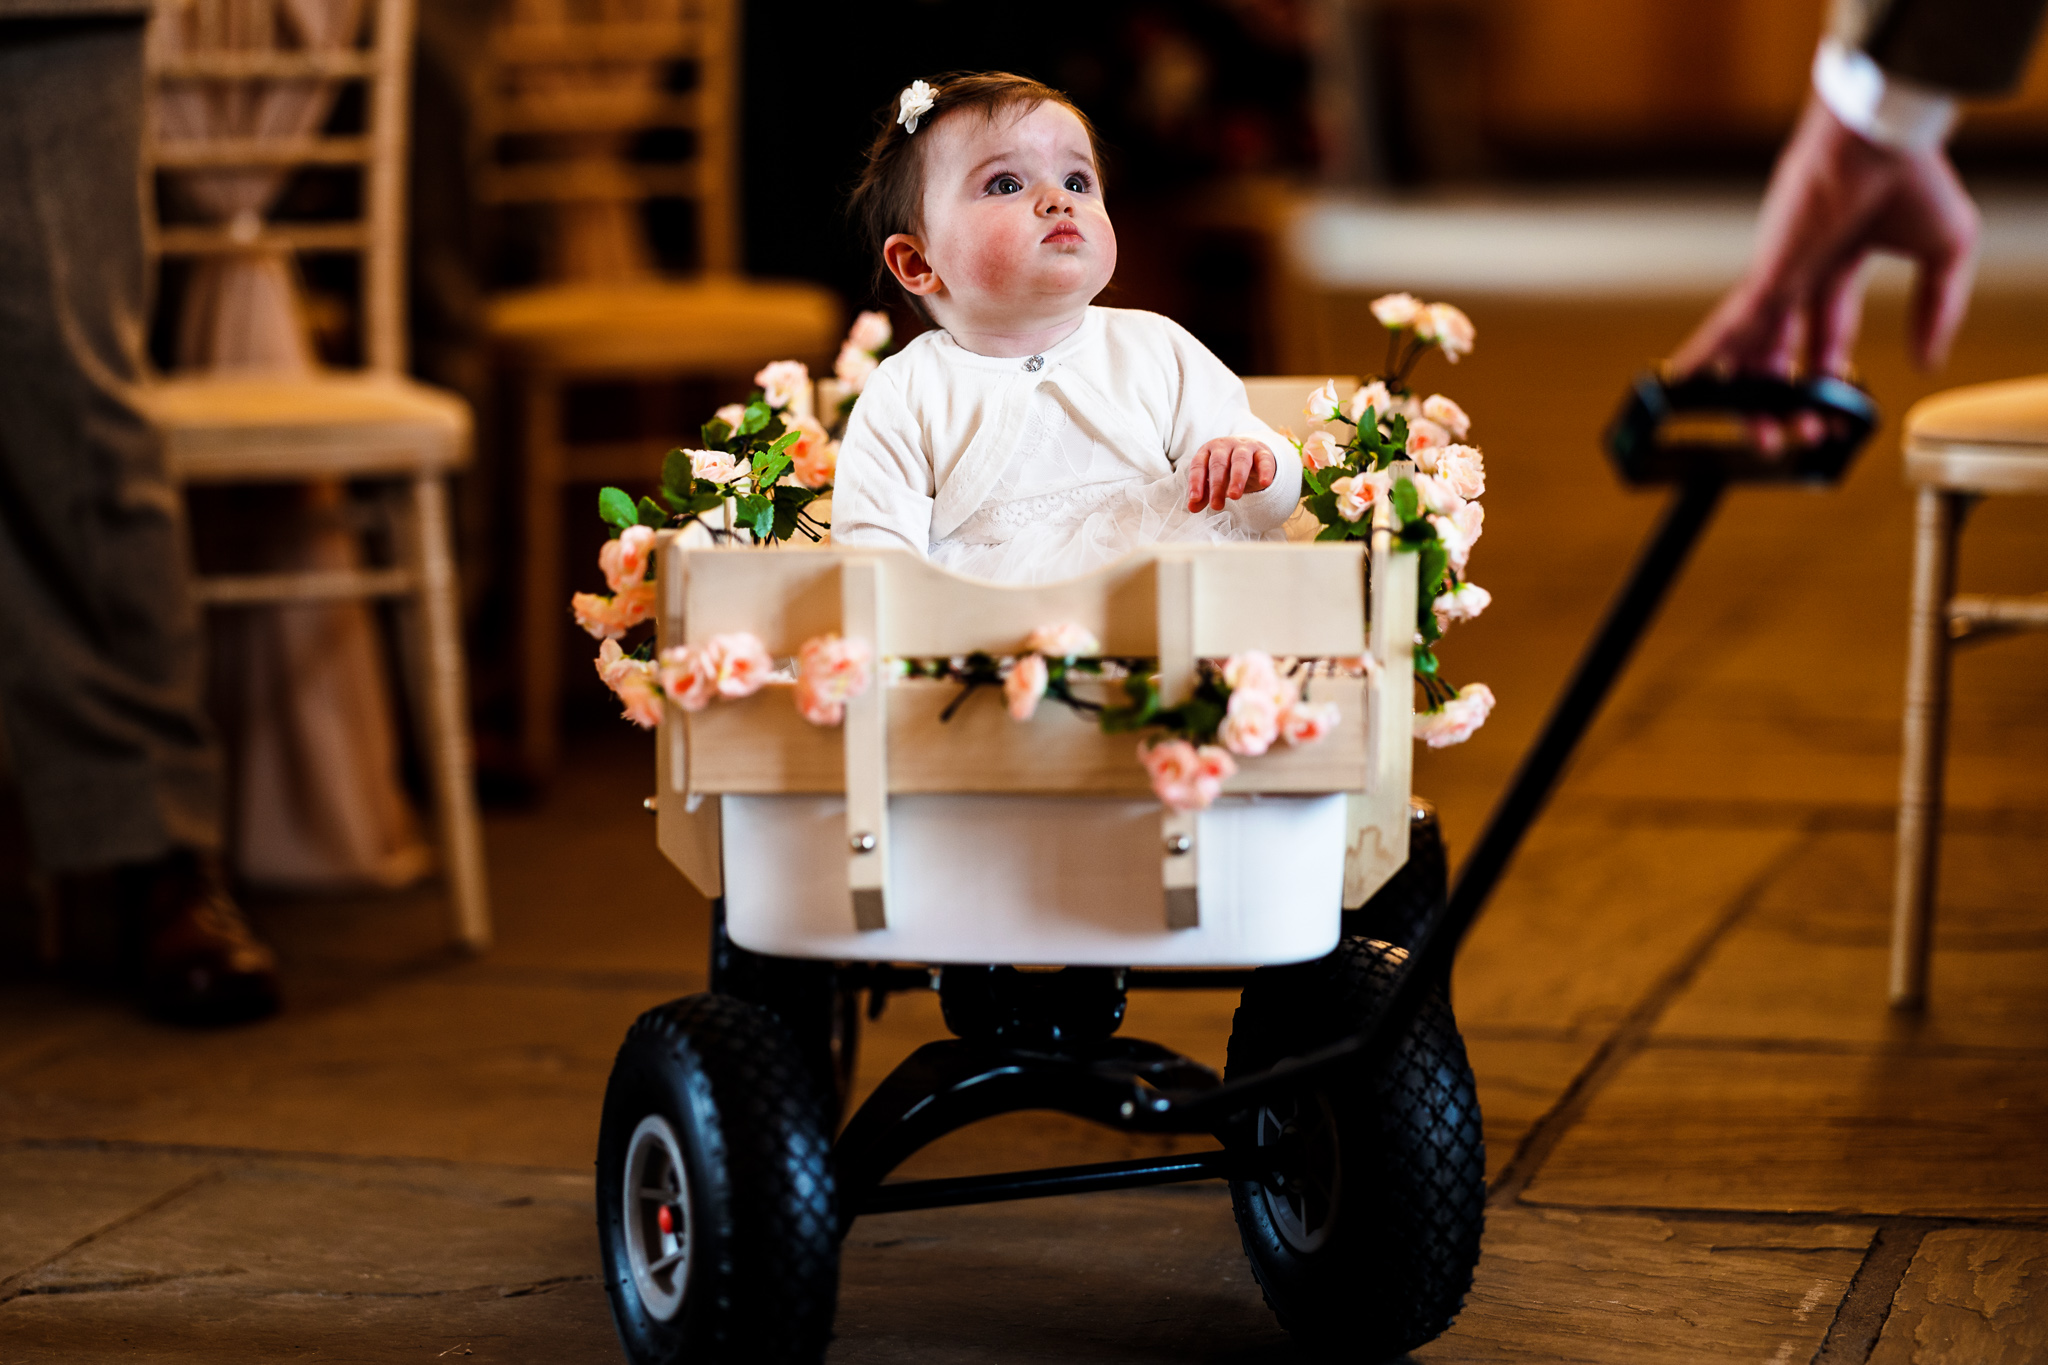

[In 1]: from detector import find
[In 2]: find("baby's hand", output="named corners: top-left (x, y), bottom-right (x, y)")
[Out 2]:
top-left (1186, 437), bottom-right (1277, 513)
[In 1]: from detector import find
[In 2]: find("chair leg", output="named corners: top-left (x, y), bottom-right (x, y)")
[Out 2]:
top-left (521, 371), bottom-right (566, 778)
top-left (1891, 486), bottom-right (1962, 1010)
top-left (408, 472), bottom-right (493, 954)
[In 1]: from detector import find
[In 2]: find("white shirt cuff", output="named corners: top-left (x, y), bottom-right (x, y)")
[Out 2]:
top-left (1813, 37), bottom-right (1959, 152)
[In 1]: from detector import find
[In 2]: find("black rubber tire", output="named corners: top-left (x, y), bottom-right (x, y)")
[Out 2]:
top-left (1226, 938), bottom-right (1485, 1362)
top-left (711, 909), bottom-right (861, 1120)
top-left (597, 994), bottom-right (840, 1365)
top-left (1341, 798), bottom-right (1445, 951)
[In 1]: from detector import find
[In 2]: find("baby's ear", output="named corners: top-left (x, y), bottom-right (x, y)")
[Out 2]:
top-left (883, 234), bottom-right (941, 297)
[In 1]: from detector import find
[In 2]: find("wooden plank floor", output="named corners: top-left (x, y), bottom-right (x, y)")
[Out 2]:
top-left (3, 293), bottom-right (2046, 1362)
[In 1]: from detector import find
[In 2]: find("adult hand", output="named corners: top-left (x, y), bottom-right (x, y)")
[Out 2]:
top-left (1186, 437), bottom-right (1277, 513)
top-left (1673, 95), bottom-right (1979, 382)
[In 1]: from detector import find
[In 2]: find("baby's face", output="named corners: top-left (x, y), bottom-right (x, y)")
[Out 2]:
top-left (910, 100), bottom-right (1116, 337)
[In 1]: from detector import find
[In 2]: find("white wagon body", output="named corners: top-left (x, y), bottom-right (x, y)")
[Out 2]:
top-left (655, 538), bottom-right (1416, 967)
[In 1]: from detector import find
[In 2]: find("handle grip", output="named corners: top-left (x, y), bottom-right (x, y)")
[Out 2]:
top-left (1605, 372), bottom-right (1878, 486)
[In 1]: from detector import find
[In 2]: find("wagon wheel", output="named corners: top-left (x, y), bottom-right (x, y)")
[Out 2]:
top-left (596, 994), bottom-right (840, 1365)
top-left (711, 906), bottom-right (862, 1120)
top-left (1226, 938), bottom-right (1486, 1361)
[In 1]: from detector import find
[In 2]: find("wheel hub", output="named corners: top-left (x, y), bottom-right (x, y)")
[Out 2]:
top-left (1253, 1094), bottom-right (1342, 1254)
top-left (622, 1113), bottom-right (693, 1321)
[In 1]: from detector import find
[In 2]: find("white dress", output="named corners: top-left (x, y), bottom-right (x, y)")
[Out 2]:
top-left (831, 307), bottom-right (1301, 585)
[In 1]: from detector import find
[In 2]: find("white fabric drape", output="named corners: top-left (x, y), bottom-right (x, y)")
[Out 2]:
top-left (156, 0), bottom-right (432, 890)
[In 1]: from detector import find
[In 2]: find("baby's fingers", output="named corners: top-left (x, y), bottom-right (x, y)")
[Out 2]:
top-left (1186, 446), bottom-right (1213, 511)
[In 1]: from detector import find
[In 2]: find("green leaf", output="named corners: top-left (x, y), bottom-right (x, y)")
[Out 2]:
top-left (1391, 477), bottom-right (1419, 524)
top-left (750, 501), bottom-right (777, 540)
top-left (636, 496), bottom-right (667, 528)
top-left (772, 482), bottom-right (817, 508)
top-left (764, 428), bottom-right (801, 457)
top-left (1314, 523), bottom-right (1348, 542)
top-left (598, 486), bottom-right (638, 530)
top-left (1398, 519), bottom-right (1438, 545)
top-left (739, 401), bottom-right (771, 436)
top-left (1415, 647), bottom-right (1439, 676)
top-left (701, 419), bottom-right (733, 448)
top-left (1179, 697), bottom-right (1225, 744)
top-left (1299, 466), bottom-right (1328, 497)
top-left (752, 450), bottom-right (793, 489)
top-left (1419, 539), bottom-right (1449, 602)
top-left (662, 448), bottom-right (695, 492)
top-left (1388, 413), bottom-right (1409, 447)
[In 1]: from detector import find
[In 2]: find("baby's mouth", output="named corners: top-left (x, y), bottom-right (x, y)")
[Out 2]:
top-left (1041, 223), bottom-right (1084, 244)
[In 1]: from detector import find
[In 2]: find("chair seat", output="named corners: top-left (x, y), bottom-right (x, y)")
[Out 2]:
top-left (143, 373), bottom-right (471, 483)
top-left (484, 276), bottom-right (841, 374)
top-left (1904, 374), bottom-right (2048, 494)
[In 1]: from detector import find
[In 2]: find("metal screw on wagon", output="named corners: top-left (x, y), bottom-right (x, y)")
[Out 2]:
top-left (850, 831), bottom-right (877, 854)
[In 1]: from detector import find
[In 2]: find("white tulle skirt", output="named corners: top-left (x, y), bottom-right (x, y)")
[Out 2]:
top-left (928, 474), bottom-right (1276, 586)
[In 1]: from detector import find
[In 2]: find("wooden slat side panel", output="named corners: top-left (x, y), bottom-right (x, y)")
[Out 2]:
top-left (675, 543), bottom-right (1369, 660)
top-left (1191, 542), bottom-right (1367, 658)
top-left (1345, 531), bottom-right (1416, 907)
top-left (682, 549), bottom-right (843, 652)
top-left (875, 551), bottom-right (1160, 658)
top-left (685, 677), bottom-right (1367, 796)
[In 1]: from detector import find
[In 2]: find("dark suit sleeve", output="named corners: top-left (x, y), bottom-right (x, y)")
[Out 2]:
top-left (1832, 0), bottom-right (2048, 95)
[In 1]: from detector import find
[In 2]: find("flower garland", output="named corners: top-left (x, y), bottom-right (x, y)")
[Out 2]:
top-left (1291, 292), bottom-right (1497, 748)
top-left (644, 620), bottom-right (1351, 813)
top-left (575, 311), bottom-right (894, 723)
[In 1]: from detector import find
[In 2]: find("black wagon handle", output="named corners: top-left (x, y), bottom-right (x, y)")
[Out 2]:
top-left (1606, 371), bottom-right (1879, 487)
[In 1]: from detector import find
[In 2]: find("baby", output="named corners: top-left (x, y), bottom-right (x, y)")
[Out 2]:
top-left (831, 72), bottom-right (1301, 584)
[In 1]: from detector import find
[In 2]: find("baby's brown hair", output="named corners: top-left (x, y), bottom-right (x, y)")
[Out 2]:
top-left (847, 71), bottom-right (1105, 322)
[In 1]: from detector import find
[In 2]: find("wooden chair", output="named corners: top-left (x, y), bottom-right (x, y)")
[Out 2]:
top-left (139, 0), bottom-right (491, 951)
top-left (475, 0), bottom-right (841, 776)
top-left (1892, 375), bottom-right (2048, 1008)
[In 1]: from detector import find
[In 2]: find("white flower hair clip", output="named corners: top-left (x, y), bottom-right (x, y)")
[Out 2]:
top-left (896, 79), bottom-right (937, 134)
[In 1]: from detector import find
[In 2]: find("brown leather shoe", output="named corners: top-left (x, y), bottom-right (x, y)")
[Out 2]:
top-left (119, 849), bottom-right (282, 1025)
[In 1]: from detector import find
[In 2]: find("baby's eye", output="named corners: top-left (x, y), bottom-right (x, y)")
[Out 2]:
top-left (987, 174), bottom-right (1023, 195)
top-left (1064, 173), bottom-right (1091, 193)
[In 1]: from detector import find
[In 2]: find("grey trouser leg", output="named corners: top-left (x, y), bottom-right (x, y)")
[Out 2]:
top-left (0, 18), bottom-right (223, 873)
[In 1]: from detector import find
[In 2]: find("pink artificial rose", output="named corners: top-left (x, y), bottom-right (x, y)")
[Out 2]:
top-left (784, 415), bottom-right (836, 489)
top-left (794, 676), bottom-right (845, 727)
top-left (1434, 444), bottom-right (1485, 500)
top-left (1419, 303), bottom-right (1475, 362)
top-left (796, 633), bottom-right (872, 705)
top-left (1221, 650), bottom-right (1282, 698)
top-left (1023, 623), bottom-right (1100, 658)
top-left (1300, 430), bottom-right (1342, 471)
top-left (1370, 292), bottom-right (1424, 328)
top-left (1004, 652), bottom-right (1048, 721)
top-left (1410, 473), bottom-right (1468, 517)
top-left (1278, 697), bottom-right (1340, 746)
top-left (1347, 380), bottom-right (1393, 427)
top-left (594, 640), bottom-right (663, 729)
top-left (795, 438), bottom-right (838, 491)
top-left (1218, 686), bottom-right (1281, 757)
top-left (598, 524), bottom-right (657, 594)
top-left (701, 632), bottom-right (774, 699)
top-left (834, 340), bottom-right (879, 395)
top-left (1405, 417), bottom-right (1450, 464)
top-left (714, 403), bottom-right (748, 431)
top-left (1329, 471), bottom-right (1389, 523)
top-left (1422, 393), bottom-right (1471, 438)
top-left (657, 644), bottom-right (715, 711)
top-left (688, 448), bottom-right (744, 485)
top-left (1139, 739), bottom-right (1237, 812)
top-left (755, 359), bottom-right (809, 412)
top-left (572, 581), bottom-right (655, 640)
top-left (1433, 581), bottom-right (1492, 630)
top-left (1431, 500), bottom-right (1485, 574)
top-left (847, 309), bottom-right (893, 354)
top-left (1414, 682), bottom-right (1495, 748)
top-left (1303, 379), bottom-right (1343, 424)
